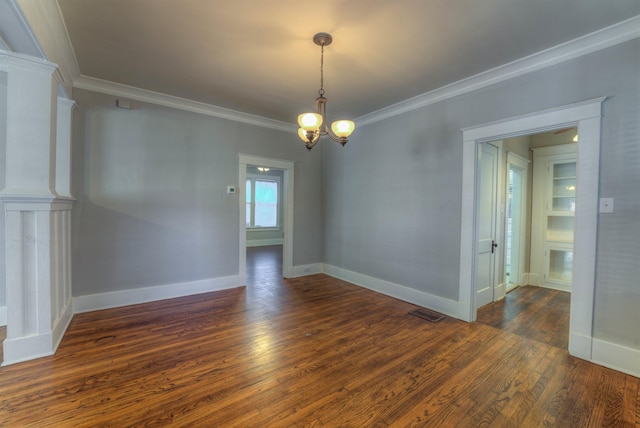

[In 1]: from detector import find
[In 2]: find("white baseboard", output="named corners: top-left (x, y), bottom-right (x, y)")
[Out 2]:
top-left (288, 263), bottom-right (323, 278)
top-left (73, 274), bottom-right (244, 314)
top-left (0, 305), bottom-right (6, 326)
top-left (569, 331), bottom-right (593, 361)
top-left (322, 264), bottom-right (460, 319)
top-left (246, 238), bottom-right (284, 247)
top-left (524, 273), bottom-right (540, 286)
top-left (2, 333), bottom-right (55, 366)
top-left (591, 338), bottom-right (640, 378)
top-left (494, 282), bottom-right (506, 300)
top-left (52, 299), bottom-right (73, 353)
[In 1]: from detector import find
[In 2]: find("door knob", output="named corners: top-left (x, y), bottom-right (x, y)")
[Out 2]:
top-left (491, 240), bottom-right (498, 254)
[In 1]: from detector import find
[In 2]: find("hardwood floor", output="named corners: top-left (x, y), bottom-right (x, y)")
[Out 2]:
top-left (0, 251), bottom-right (638, 426)
top-left (477, 285), bottom-right (571, 349)
top-left (247, 245), bottom-right (283, 286)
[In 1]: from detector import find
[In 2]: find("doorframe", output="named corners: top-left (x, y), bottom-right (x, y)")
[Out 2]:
top-left (239, 154), bottom-right (295, 280)
top-left (458, 97), bottom-right (605, 361)
top-left (504, 151), bottom-right (530, 292)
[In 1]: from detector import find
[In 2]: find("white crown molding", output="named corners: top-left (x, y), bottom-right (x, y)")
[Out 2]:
top-left (356, 15), bottom-right (640, 126)
top-left (74, 75), bottom-right (296, 132)
top-left (0, 0), bottom-right (46, 58)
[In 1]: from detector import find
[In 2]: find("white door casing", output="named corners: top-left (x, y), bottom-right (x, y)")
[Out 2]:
top-left (505, 152), bottom-right (529, 291)
top-left (239, 154), bottom-right (295, 280)
top-left (459, 97), bottom-right (605, 362)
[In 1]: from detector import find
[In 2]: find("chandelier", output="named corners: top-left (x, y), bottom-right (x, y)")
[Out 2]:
top-left (297, 32), bottom-right (355, 151)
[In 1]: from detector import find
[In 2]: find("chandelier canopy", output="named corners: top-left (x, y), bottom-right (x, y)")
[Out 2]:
top-left (297, 32), bottom-right (355, 151)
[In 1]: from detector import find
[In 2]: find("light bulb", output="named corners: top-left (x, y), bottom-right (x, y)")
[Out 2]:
top-left (298, 113), bottom-right (323, 131)
top-left (331, 120), bottom-right (355, 138)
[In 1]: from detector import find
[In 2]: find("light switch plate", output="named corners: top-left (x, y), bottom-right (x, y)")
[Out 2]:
top-left (227, 186), bottom-right (236, 194)
top-left (599, 197), bottom-right (614, 213)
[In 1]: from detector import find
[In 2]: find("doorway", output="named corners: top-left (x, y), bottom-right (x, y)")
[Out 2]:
top-left (238, 154), bottom-right (294, 282)
top-left (458, 98), bottom-right (604, 361)
top-left (505, 153), bottom-right (529, 292)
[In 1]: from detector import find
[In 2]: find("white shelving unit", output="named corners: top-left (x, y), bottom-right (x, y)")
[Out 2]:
top-left (530, 144), bottom-right (577, 291)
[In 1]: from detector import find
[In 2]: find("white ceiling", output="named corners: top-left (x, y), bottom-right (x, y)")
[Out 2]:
top-left (38, 1), bottom-right (640, 123)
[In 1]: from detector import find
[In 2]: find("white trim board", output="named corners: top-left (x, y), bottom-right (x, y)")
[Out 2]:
top-left (323, 264), bottom-right (460, 319)
top-left (288, 263), bottom-right (324, 278)
top-left (72, 275), bottom-right (244, 314)
top-left (239, 155), bottom-right (295, 279)
top-left (246, 238), bottom-right (284, 248)
top-left (74, 75), bottom-right (294, 133)
top-left (591, 339), bottom-right (640, 378)
top-left (2, 333), bottom-right (55, 366)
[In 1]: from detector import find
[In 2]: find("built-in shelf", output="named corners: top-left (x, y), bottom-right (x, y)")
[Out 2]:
top-left (531, 144), bottom-right (577, 292)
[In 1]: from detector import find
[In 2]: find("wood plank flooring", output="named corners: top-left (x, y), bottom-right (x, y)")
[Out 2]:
top-left (0, 249), bottom-right (638, 426)
top-left (477, 285), bottom-right (571, 349)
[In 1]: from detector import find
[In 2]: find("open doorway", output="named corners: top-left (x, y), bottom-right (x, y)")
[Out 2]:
top-left (459, 98), bottom-right (604, 361)
top-left (245, 165), bottom-right (285, 287)
top-left (238, 154), bottom-right (294, 283)
top-left (476, 129), bottom-right (576, 349)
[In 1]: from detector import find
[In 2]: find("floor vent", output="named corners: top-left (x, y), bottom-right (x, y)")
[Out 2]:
top-left (409, 308), bottom-right (446, 323)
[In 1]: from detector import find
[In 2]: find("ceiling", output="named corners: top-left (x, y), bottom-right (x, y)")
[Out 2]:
top-left (46, 1), bottom-right (640, 123)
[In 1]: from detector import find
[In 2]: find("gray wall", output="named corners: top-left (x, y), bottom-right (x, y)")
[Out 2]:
top-left (0, 72), bottom-right (6, 309)
top-left (323, 39), bottom-right (640, 350)
top-left (71, 89), bottom-right (323, 296)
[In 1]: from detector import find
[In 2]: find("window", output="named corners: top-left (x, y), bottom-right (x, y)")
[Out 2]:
top-left (246, 175), bottom-right (279, 228)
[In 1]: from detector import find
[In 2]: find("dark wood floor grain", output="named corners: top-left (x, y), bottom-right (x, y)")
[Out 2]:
top-left (0, 248), bottom-right (637, 427)
top-left (477, 285), bottom-right (571, 349)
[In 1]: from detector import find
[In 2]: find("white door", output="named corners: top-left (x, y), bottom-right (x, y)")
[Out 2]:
top-left (476, 143), bottom-right (499, 308)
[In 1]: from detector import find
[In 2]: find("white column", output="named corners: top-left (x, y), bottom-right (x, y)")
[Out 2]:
top-left (1, 53), bottom-right (74, 365)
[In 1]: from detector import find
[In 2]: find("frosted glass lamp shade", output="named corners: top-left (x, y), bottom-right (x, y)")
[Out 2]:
top-left (298, 113), bottom-right (323, 131)
top-left (331, 120), bottom-right (355, 138)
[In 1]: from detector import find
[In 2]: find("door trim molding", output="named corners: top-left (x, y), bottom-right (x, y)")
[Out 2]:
top-left (504, 151), bottom-right (530, 292)
top-left (239, 154), bottom-right (295, 279)
top-left (458, 97), bottom-right (605, 362)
